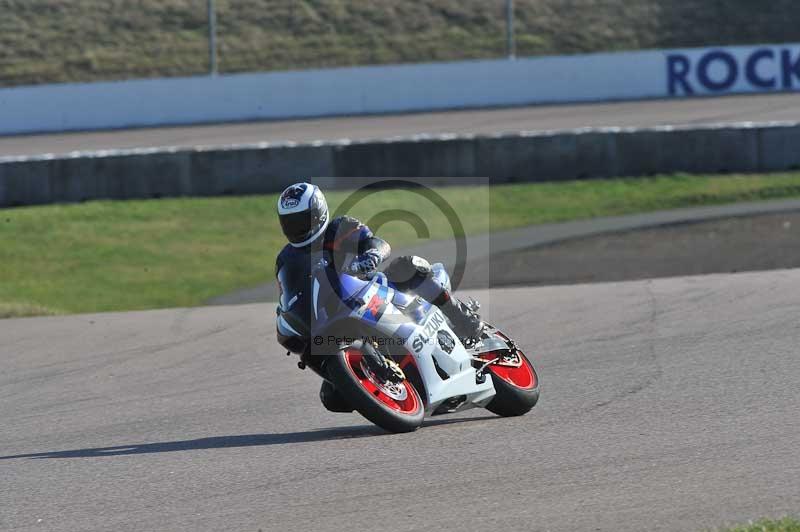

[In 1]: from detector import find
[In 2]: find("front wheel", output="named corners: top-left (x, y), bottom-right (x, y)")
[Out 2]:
top-left (326, 346), bottom-right (424, 433)
top-left (479, 347), bottom-right (540, 417)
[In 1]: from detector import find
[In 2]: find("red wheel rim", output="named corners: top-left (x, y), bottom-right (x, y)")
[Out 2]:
top-left (344, 349), bottom-right (421, 414)
top-left (479, 350), bottom-right (538, 390)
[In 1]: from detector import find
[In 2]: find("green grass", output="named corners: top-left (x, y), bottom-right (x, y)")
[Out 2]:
top-left (0, 302), bottom-right (61, 319)
top-left (2, 0), bottom-right (800, 86)
top-left (3, 172), bottom-right (800, 316)
top-left (715, 517), bottom-right (800, 532)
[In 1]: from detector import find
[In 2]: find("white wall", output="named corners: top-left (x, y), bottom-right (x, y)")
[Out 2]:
top-left (1, 43), bottom-right (800, 136)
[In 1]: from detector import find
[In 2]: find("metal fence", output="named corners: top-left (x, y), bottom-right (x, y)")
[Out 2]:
top-left (1, 0), bottom-right (799, 87)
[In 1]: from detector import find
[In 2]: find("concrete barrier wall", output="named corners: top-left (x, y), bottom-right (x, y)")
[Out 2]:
top-left (3, 43), bottom-right (800, 135)
top-left (3, 122), bottom-right (800, 207)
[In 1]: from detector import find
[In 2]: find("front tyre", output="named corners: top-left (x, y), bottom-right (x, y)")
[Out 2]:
top-left (480, 349), bottom-right (540, 417)
top-left (326, 346), bottom-right (424, 433)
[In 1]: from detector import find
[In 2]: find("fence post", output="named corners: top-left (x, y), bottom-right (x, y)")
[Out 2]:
top-left (208, 0), bottom-right (218, 75)
top-left (506, 0), bottom-right (516, 59)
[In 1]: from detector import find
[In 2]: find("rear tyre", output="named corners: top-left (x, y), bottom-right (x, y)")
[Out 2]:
top-left (326, 345), bottom-right (424, 433)
top-left (482, 350), bottom-right (540, 417)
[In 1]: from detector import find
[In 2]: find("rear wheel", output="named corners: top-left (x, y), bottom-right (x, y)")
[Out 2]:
top-left (327, 346), bottom-right (424, 433)
top-left (478, 348), bottom-right (540, 417)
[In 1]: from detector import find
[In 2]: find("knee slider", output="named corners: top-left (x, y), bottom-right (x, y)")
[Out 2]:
top-left (408, 255), bottom-right (431, 274)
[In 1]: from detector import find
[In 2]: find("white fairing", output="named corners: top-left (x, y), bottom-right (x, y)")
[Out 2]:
top-left (348, 273), bottom-right (496, 413)
top-left (401, 308), bottom-right (496, 412)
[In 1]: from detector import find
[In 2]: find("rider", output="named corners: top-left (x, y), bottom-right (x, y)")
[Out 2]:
top-left (275, 182), bottom-right (483, 411)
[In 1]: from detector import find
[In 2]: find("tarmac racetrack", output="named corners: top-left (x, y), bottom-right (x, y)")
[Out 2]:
top-left (3, 92), bottom-right (800, 157)
top-left (3, 95), bottom-right (800, 530)
top-left (2, 269), bottom-right (800, 531)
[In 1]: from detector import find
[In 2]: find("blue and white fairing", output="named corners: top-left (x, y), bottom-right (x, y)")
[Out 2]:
top-left (312, 265), bottom-right (495, 412)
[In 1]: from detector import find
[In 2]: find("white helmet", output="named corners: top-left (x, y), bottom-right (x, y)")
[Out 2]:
top-left (277, 183), bottom-right (330, 247)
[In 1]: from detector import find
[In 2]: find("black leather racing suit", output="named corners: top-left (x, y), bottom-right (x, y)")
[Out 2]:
top-left (275, 215), bottom-right (390, 354)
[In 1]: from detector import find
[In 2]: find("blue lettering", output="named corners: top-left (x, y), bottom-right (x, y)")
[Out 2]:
top-left (781, 49), bottom-right (800, 89)
top-left (667, 54), bottom-right (693, 95)
top-left (667, 47), bottom-right (800, 96)
top-left (697, 51), bottom-right (738, 92)
top-left (745, 48), bottom-right (776, 89)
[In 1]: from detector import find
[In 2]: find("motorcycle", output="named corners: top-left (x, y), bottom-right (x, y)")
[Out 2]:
top-left (277, 258), bottom-right (539, 433)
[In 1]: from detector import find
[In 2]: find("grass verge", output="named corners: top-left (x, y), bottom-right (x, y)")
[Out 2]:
top-left (3, 172), bottom-right (800, 316)
top-left (0, 302), bottom-right (61, 319)
top-left (715, 517), bottom-right (800, 532)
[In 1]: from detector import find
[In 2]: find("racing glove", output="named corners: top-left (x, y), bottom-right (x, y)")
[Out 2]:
top-left (349, 250), bottom-right (382, 275)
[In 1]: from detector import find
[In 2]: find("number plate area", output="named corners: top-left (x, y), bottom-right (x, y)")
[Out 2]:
top-left (406, 308), bottom-right (468, 378)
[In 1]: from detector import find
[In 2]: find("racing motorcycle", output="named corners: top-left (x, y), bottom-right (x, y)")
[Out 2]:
top-left (277, 257), bottom-right (539, 433)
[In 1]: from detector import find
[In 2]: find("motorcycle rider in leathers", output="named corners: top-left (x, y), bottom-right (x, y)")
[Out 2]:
top-left (275, 182), bottom-right (482, 413)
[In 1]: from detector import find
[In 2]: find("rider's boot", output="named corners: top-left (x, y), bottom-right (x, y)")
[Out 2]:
top-left (433, 291), bottom-right (484, 348)
top-left (319, 380), bottom-right (354, 413)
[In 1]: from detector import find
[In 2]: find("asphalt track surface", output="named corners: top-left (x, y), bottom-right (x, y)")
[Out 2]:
top-left (464, 210), bottom-right (800, 288)
top-left (4, 92), bottom-right (800, 157)
top-left (3, 269), bottom-right (800, 531)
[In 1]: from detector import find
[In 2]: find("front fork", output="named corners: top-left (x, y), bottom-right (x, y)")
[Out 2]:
top-left (301, 339), bottom-right (406, 385)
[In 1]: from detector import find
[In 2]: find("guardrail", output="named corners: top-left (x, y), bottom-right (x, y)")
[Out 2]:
top-left (2, 121), bottom-right (800, 207)
top-left (2, 42), bottom-right (800, 136)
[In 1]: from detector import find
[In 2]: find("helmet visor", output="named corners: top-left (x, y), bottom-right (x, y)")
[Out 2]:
top-left (280, 209), bottom-right (326, 245)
